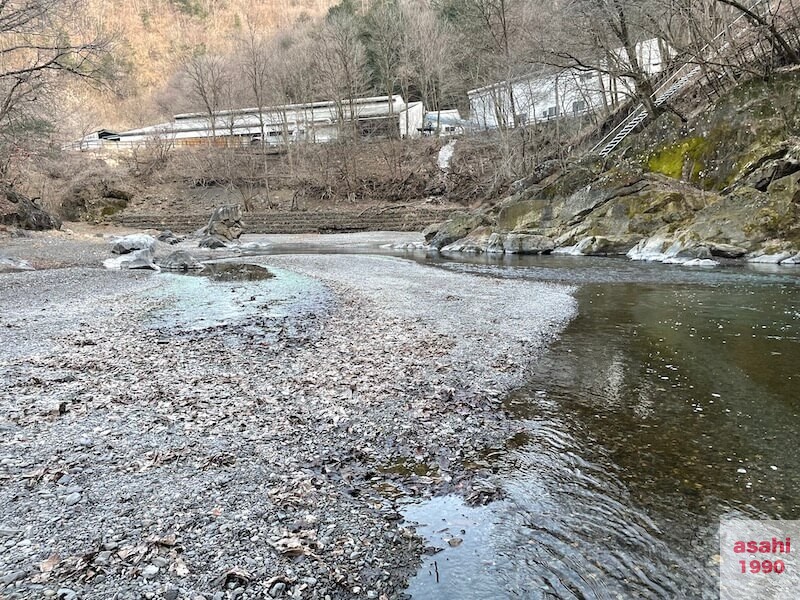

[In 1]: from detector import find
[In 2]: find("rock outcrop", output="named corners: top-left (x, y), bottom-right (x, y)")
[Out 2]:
top-left (0, 187), bottom-right (61, 231)
top-left (427, 71), bottom-right (800, 265)
top-left (425, 213), bottom-right (488, 250)
top-left (59, 175), bottom-right (133, 222)
top-left (204, 205), bottom-right (244, 241)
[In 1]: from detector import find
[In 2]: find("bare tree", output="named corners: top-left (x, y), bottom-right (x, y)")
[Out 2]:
top-left (184, 53), bottom-right (230, 141)
top-left (717, 0), bottom-right (800, 64)
top-left (405, 0), bottom-right (458, 121)
top-left (237, 22), bottom-right (271, 146)
top-left (364, 0), bottom-right (405, 133)
top-left (0, 0), bottom-right (109, 177)
top-left (312, 11), bottom-right (368, 139)
top-left (536, 0), bottom-right (668, 118)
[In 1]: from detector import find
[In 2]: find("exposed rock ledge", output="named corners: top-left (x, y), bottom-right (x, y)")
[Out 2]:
top-left (421, 155), bottom-right (800, 267)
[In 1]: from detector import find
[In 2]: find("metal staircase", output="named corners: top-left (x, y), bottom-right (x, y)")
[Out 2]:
top-left (589, 0), bottom-right (768, 157)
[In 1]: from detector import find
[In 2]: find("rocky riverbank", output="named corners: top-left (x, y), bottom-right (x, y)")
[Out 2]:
top-left (0, 230), bottom-right (576, 599)
top-left (421, 70), bottom-right (800, 267)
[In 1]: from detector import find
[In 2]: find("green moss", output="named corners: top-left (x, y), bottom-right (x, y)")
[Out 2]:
top-left (540, 166), bottom-right (596, 200)
top-left (647, 137), bottom-right (708, 181)
top-left (726, 137), bottom-right (787, 188)
top-left (100, 205), bottom-right (121, 216)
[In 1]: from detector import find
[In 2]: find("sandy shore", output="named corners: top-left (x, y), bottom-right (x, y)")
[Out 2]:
top-left (0, 229), bottom-right (576, 599)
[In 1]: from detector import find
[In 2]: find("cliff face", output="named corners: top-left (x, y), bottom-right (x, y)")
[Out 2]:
top-left (426, 70), bottom-right (800, 265)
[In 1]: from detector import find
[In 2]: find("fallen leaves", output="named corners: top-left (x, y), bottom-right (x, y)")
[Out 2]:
top-left (270, 529), bottom-right (324, 558)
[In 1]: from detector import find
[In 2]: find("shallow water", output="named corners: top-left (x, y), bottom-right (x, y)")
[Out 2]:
top-left (401, 256), bottom-right (800, 599)
top-left (145, 262), bottom-right (329, 338)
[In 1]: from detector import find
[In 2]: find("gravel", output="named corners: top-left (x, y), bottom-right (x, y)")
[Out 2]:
top-left (0, 230), bottom-right (576, 599)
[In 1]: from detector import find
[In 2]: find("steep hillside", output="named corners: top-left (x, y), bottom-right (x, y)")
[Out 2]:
top-left (424, 69), bottom-right (800, 265)
top-left (60, 0), bottom-right (335, 135)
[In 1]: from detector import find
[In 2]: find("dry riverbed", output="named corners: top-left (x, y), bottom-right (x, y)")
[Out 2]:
top-left (0, 229), bottom-right (576, 600)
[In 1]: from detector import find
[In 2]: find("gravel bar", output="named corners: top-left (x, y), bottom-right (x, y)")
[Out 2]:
top-left (0, 234), bottom-right (576, 600)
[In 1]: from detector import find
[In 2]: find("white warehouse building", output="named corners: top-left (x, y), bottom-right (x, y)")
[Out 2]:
top-left (469, 38), bottom-right (673, 130)
top-left (73, 95), bottom-right (459, 151)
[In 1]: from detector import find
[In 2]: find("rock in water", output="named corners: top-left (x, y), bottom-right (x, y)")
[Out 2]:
top-left (0, 186), bottom-right (61, 231)
top-left (103, 248), bottom-right (160, 271)
top-left (747, 251), bottom-right (794, 264)
top-left (158, 250), bottom-right (203, 271)
top-left (111, 234), bottom-right (157, 255)
top-left (427, 213), bottom-right (488, 250)
top-left (199, 236), bottom-right (227, 249)
top-left (502, 233), bottom-right (556, 255)
top-left (206, 204), bottom-right (244, 241)
top-left (157, 230), bottom-right (181, 244)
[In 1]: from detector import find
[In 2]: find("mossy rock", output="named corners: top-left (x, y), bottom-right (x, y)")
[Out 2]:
top-left (647, 137), bottom-right (708, 183)
top-left (496, 198), bottom-right (550, 230)
top-left (428, 213), bottom-right (489, 249)
top-left (539, 165), bottom-right (598, 201)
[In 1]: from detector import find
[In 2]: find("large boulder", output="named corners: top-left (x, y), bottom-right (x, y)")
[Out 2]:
top-left (440, 226), bottom-right (494, 253)
top-left (158, 250), bottom-right (203, 271)
top-left (502, 233), bottom-right (555, 254)
top-left (199, 236), bottom-right (227, 249)
top-left (573, 235), bottom-right (641, 256)
top-left (422, 222), bottom-right (444, 244)
top-left (111, 234), bottom-right (157, 255)
top-left (0, 187), bottom-right (61, 231)
top-left (427, 213), bottom-right (488, 250)
top-left (103, 248), bottom-right (159, 271)
top-left (205, 205), bottom-right (244, 241)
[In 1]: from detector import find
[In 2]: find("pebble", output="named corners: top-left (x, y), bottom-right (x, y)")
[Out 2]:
top-left (0, 251), bottom-right (573, 600)
top-left (56, 589), bottom-right (77, 600)
top-left (0, 528), bottom-right (22, 537)
top-left (448, 537), bottom-right (463, 547)
top-left (64, 493), bottom-right (81, 506)
top-left (2, 570), bottom-right (26, 585)
top-left (141, 565), bottom-right (159, 579)
top-left (164, 589), bottom-right (179, 600)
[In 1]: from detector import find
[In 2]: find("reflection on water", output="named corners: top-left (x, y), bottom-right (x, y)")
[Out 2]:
top-left (200, 262), bottom-right (275, 281)
top-left (405, 260), bottom-right (800, 599)
top-left (403, 496), bottom-right (502, 599)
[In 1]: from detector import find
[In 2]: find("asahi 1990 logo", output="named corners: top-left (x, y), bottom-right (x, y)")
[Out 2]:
top-left (720, 520), bottom-right (800, 599)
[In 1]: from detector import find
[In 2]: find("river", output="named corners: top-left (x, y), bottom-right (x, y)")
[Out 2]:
top-left (396, 254), bottom-right (800, 599)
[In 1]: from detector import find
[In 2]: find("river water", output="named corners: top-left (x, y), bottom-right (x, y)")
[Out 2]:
top-left (399, 255), bottom-right (800, 599)
top-left (197, 247), bottom-right (799, 597)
